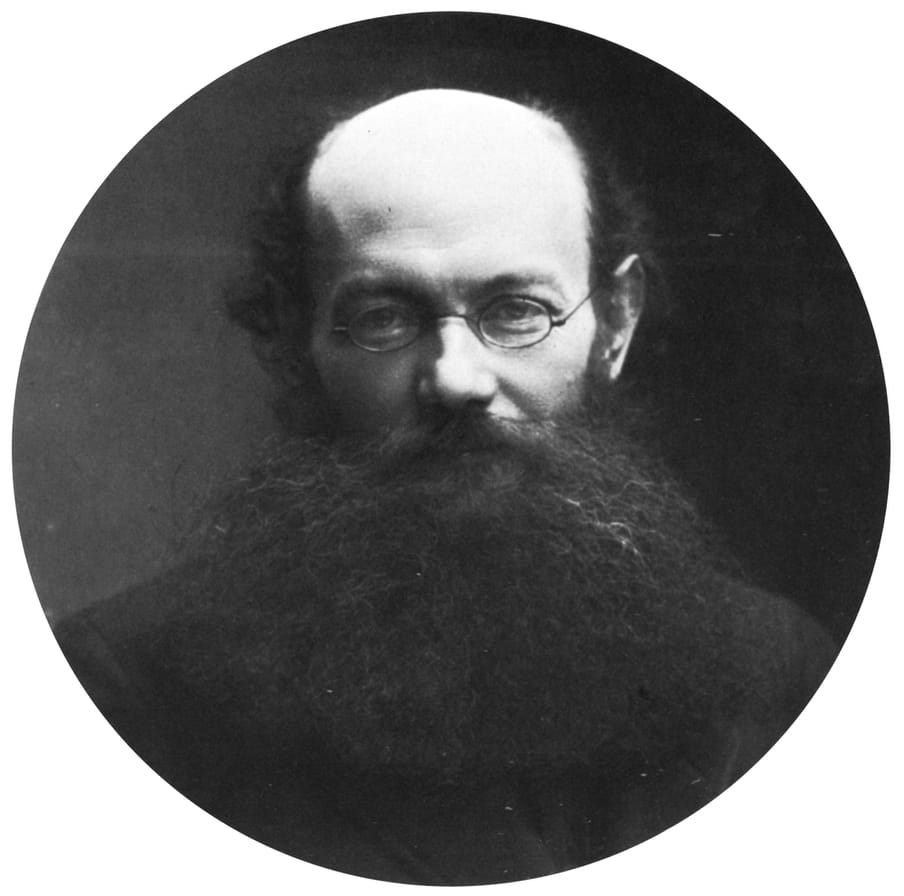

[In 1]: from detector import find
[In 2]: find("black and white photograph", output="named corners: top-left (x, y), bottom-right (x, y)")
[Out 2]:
top-left (5, 4), bottom-right (900, 894)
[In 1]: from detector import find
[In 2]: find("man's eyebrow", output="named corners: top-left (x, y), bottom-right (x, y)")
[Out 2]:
top-left (330, 270), bottom-right (569, 307)
top-left (331, 277), bottom-right (422, 304)
top-left (479, 272), bottom-right (567, 296)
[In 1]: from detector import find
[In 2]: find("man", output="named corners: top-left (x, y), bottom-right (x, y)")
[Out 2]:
top-left (55, 88), bottom-right (835, 885)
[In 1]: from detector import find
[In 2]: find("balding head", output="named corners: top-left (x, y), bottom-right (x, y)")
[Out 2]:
top-left (306, 89), bottom-right (590, 267)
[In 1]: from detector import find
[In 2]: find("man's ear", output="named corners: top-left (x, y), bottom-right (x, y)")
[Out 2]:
top-left (596, 253), bottom-right (644, 381)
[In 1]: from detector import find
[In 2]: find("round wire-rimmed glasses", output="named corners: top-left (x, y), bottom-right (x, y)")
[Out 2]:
top-left (332, 288), bottom-right (598, 353)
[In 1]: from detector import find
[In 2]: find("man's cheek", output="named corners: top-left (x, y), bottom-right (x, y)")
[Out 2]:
top-left (329, 363), bottom-right (415, 431)
top-left (503, 368), bottom-right (588, 421)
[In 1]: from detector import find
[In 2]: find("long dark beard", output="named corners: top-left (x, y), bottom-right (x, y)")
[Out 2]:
top-left (161, 403), bottom-right (750, 781)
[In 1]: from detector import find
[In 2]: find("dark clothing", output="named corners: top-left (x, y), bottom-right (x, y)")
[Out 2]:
top-left (55, 576), bottom-right (835, 885)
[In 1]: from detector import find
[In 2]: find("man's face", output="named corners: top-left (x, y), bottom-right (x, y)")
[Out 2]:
top-left (305, 90), bottom-right (601, 434)
top-left (177, 99), bottom-right (722, 778)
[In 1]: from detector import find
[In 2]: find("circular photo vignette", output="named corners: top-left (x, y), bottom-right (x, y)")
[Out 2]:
top-left (11, 10), bottom-right (890, 891)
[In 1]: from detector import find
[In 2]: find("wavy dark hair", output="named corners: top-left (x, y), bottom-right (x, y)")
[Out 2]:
top-left (226, 89), bottom-right (654, 431)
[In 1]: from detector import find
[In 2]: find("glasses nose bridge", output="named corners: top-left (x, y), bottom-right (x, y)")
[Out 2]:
top-left (428, 310), bottom-right (485, 343)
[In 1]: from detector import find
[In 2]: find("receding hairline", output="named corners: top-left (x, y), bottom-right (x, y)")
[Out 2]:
top-left (304, 88), bottom-right (591, 214)
top-left (317, 88), bottom-right (580, 151)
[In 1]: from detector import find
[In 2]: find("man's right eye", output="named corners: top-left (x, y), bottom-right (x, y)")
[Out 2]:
top-left (344, 303), bottom-right (421, 351)
top-left (352, 305), bottom-right (414, 333)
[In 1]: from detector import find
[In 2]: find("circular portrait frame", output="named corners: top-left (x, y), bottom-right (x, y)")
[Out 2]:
top-left (6, 5), bottom-right (900, 895)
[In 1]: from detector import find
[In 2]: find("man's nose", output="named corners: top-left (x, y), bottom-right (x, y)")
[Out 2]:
top-left (416, 318), bottom-right (498, 411)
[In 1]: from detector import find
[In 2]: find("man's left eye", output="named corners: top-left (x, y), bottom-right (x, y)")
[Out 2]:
top-left (482, 297), bottom-right (549, 328)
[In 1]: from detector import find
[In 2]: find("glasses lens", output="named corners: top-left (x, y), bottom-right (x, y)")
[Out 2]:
top-left (479, 297), bottom-right (551, 347)
top-left (348, 304), bottom-right (420, 352)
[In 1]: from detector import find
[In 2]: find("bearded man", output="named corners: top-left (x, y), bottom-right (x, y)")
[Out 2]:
top-left (55, 88), bottom-right (835, 885)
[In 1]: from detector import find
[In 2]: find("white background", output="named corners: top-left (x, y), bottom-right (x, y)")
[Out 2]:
top-left (4, 3), bottom-right (901, 894)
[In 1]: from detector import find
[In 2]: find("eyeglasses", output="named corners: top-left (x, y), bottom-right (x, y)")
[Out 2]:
top-left (332, 288), bottom-right (598, 353)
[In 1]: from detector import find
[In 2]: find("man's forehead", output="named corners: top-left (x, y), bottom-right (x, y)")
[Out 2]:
top-left (304, 89), bottom-right (589, 237)
top-left (314, 89), bottom-right (575, 160)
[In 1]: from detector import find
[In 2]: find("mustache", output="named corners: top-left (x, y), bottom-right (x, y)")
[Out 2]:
top-left (339, 408), bottom-right (579, 475)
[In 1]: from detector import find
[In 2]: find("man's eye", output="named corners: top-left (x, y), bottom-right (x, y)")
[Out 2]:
top-left (346, 303), bottom-right (420, 350)
top-left (356, 306), bottom-right (404, 330)
top-left (482, 297), bottom-right (550, 331)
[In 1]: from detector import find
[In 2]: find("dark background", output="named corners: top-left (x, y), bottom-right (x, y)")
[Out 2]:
top-left (13, 13), bottom-right (888, 645)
